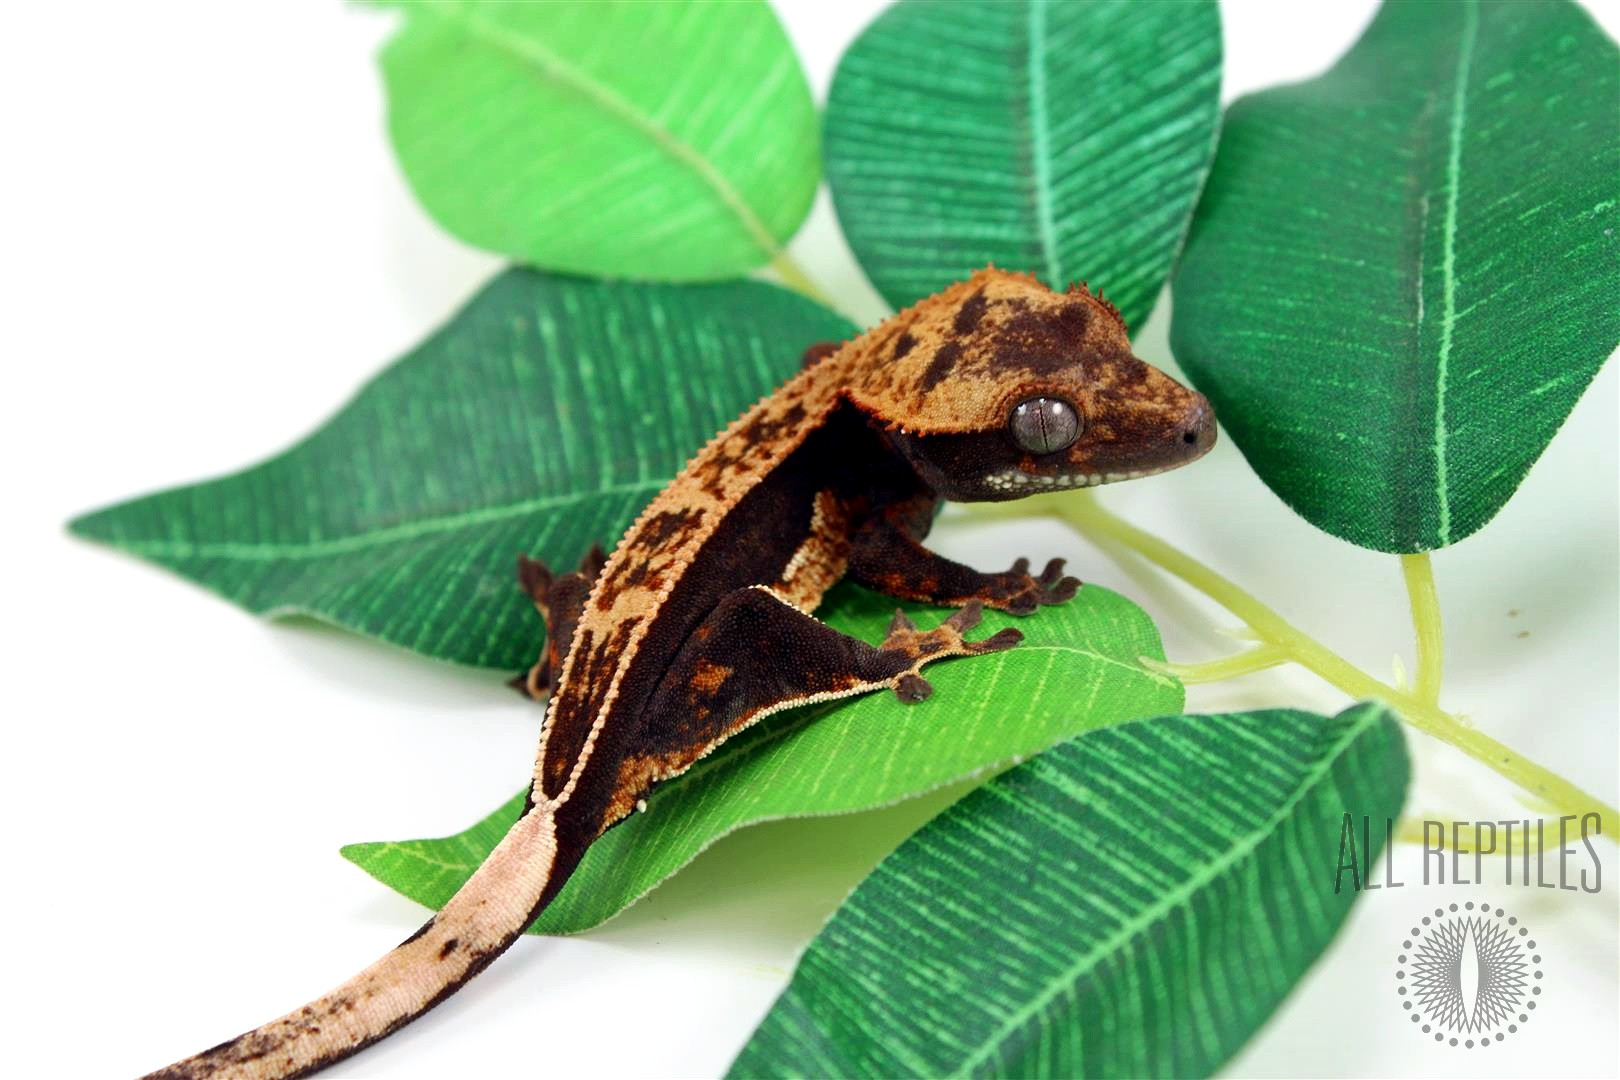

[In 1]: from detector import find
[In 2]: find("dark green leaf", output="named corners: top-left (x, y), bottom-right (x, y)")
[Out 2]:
top-left (825, 0), bottom-right (1221, 328)
top-left (71, 270), bottom-right (855, 668)
top-left (341, 582), bottom-right (1183, 934)
top-left (1171, 0), bottom-right (1620, 552)
top-left (729, 703), bottom-right (1409, 1079)
top-left (373, 0), bottom-right (820, 280)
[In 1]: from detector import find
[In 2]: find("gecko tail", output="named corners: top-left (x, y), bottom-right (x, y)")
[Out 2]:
top-left (145, 804), bottom-right (563, 1080)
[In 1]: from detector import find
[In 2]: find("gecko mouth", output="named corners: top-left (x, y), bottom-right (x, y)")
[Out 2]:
top-left (980, 462), bottom-right (1179, 494)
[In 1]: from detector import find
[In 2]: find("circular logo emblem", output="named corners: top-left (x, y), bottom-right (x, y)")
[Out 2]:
top-left (1397, 902), bottom-right (1544, 1049)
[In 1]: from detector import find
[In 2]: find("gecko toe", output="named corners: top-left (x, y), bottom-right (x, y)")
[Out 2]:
top-left (579, 544), bottom-right (609, 578)
top-left (894, 673), bottom-right (934, 703)
top-left (888, 609), bottom-right (918, 634)
top-left (972, 627), bottom-right (1024, 653)
top-left (946, 599), bottom-right (984, 631)
top-left (1005, 593), bottom-right (1040, 616)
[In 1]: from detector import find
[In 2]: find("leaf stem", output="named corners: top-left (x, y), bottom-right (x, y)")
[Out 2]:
top-left (1401, 552), bottom-right (1445, 706)
top-left (769, 252), bottom-right (835, 308)
top-left (1045, 492), bottom-right (1617, 830)
top-left (1146, 644), bottom-right (1288, 684)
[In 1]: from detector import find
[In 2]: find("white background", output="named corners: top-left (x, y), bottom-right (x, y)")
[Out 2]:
top-left (5, 1), bottom-right (1617, 1077)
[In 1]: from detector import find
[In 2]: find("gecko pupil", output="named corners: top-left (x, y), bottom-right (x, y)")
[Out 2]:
top-left (1009, 397), bottom-right (1080, 454)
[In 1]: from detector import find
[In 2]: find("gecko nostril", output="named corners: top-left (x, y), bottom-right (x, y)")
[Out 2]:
top-left (1183, 430), bottom-right (1199, 445)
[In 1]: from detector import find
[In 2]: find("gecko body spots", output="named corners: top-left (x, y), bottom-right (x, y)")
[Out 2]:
top-left (689, 659), bottom-right (732, 693)
top-left (633, 507), bottom-right (704, 551)
top-left (952, 289), bottom-right (989, 334)
top-left (919, 340), bottom-right (963, 393)
top-left (988, 299), bottom-right (1093, 379)
top-left (743, 402), bottom-right (807, 446)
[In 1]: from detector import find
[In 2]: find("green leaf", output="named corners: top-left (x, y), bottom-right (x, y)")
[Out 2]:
top-left (1171, 0), bottom-right (1620, 553)
top-left (71, 270), bottom-right (855, 668)
top-left (373, 0), bottom-right (820, 280)
top-left (824, 0), bottom-right (1221, 328)
top-left (341, 582), bottom-right (1183, 934)
top-left (729, 703), bottom-right (1409, 1079)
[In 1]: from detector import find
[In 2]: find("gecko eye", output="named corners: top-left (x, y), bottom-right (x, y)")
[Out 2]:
top-left (1008, 397), bottom-right (1081, 454)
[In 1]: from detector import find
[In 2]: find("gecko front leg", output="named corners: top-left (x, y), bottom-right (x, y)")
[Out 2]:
top-left (848, 497), bottom-right (1079, 615)
top-left (601, 586), bottom-right (1020, 829)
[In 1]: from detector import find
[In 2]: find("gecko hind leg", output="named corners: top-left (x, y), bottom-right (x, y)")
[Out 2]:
top-left (603, 589), bottom-right (1021, 828)
top-left (511, 544), bottom-right (608, 700)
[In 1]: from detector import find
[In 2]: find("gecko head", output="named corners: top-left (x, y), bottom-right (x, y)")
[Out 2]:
top-left (845, 267), bottom-right (1216, 502)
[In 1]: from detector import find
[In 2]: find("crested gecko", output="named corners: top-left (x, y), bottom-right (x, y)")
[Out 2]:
top-left (148, 267), bottom-right (1214, 1078)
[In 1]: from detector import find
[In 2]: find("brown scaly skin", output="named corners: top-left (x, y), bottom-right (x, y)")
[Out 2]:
top-left (147, 267), bottom-right (1214, 1079)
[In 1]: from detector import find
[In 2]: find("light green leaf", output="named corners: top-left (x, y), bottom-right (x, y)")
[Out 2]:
top-left (373, 0), bottom-right (820, 280)
top-left (71, 270), bottom-right (855, 668)
top-left (825, 0), bottom-right (1221, 328)
top-left (341, 582), bottom-right (1183, 934)
top-left (729, 703), bottom-right (1409, 1079)
top-left (1171, 0), bottom-right (1620, 552)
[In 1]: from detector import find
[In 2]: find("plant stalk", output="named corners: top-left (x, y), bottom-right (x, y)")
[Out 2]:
top-left (1049, 492), bottom-right (1617, 830)
top-left (1148, 644), bottom-right (1288, 684)
top-left (769, 252), bottom-right (835, 308)
top-left (1401, 552), bottom-right (1445, 706)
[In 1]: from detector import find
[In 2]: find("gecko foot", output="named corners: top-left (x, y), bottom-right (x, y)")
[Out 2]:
top-left (517, 554), bottom-right (554, 609)
top-left (994, 557), bottom-right (1081, 615)
top-left (517, 545), bottom-right (607, 611)
top-left (507, 664), bottom-right (549, 700)
top-left (878, 601), bottom-right (1023, 703)
top-left (513, 544), bottom-right (608, 703)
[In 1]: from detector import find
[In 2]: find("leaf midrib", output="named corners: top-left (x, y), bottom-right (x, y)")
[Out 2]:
top-left (952, 706), bottom-right (1382, 1075)
top-left (81, 478), bottom-right (663, 561)
top-left (420, 0), bottom-right (786, 264)
top-left (1022, 0), bottom-right (1062, 287)
top-left (1428, 0), bottom-right (1480, 544)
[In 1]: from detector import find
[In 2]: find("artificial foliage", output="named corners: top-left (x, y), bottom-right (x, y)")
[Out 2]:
top-left (73, 272), bottom-right (853, 668)
top-left (1173, 0), bottom-right (1619, 551)
top-left (375, 0), bottom-right (820, 281)
top-left (826, 0), bottom-right (1221, 328)
top-left (731, 705), bottom-right (1408, 1078)
top-left (71, 0), bottom-right (1617, 1076)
